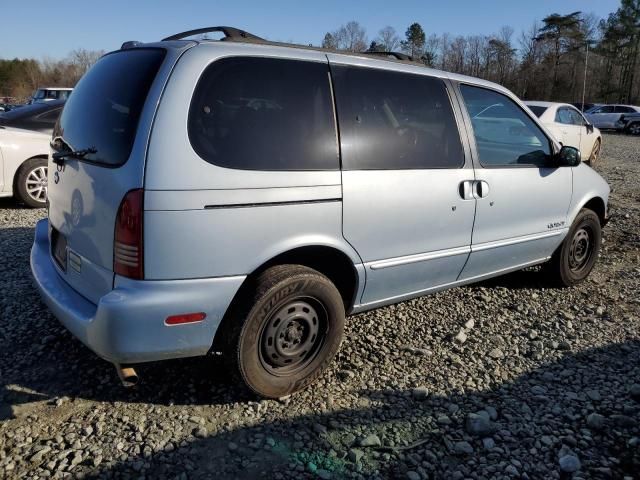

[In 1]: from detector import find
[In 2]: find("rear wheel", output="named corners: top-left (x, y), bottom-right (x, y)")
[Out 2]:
top-left (586, 139), bottom-right (600, 166)
top-left (221, 265), bottom-right (345, 398)
top-left (628, 122), bottom-right (640, 136)
top-left (544, 208), bottom-right (601, 287)
top-left (15, 158), bottom-right (48, 208)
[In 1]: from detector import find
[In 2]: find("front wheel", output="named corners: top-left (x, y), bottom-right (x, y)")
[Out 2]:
top-left (221, 265), bottom-right (345, 398)
top-left (544, 208), bottom-right (601, 287)
top-left (15, 158), bottom-right (48, 208)
top-left (586, 139), bottom-right (600, 166)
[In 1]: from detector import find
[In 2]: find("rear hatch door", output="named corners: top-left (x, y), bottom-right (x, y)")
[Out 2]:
top-left (47, 45), bottom-right (186, 304)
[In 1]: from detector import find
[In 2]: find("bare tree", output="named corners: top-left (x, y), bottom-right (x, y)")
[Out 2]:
top-left (329, 21), bottom-right (368, 52)
top-left (376, 26), bottom-right (401, 51)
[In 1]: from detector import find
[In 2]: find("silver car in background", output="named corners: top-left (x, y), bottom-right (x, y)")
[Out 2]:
top-left (31, 27), bottom-right (610, 398)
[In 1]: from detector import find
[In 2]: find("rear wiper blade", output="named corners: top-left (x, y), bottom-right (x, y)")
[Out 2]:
top-left (51, 147), bottom-right (97, 165)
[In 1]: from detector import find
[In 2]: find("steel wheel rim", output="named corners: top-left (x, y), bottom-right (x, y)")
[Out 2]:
top-left (630, 124), bottom-right (640, 135)
top-left (568, 227), bottom-right (594, 273)
top-left (259, 297), bottom-right (327, 376)
top-left (25, 166), bottom-right (48, 203)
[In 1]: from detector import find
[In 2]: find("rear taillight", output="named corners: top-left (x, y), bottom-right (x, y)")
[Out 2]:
top-left (114, 189), bottom-right (144, 279)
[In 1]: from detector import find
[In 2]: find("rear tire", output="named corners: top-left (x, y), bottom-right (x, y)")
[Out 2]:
top-left (627, 122), bottom-right (640, 136)
top-left (586, 139), bottom-right (600, 167)
top-left (544, 208), bottom-right (601, 287)
top-left (15, 158), bottom-right (48, 208)
top-left (221, 265), bottom-right (345, 398)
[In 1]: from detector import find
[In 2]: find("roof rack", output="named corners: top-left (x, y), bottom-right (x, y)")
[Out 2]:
top-left (360, 51), bottom-right (414, 62)
top-left (162, 26), bottom-right (264, 42)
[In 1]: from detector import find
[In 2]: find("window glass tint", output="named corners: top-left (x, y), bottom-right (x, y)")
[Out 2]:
top-left (568, 109), bottom-right (585, 126)
top-left (333, 66), bottom-right (464, 170)
top-left (188, 57), bottom-right (337, 171)
top-left (616, 106), bottom-right (635, 113)
top-left (596, 105), bottom-right (615, 113)
top-left (555, 108), bottom-right (572, 124)
top-left (460, 85), bottom-right (551, 167)
top-left (53, 49), bottom-right (165, 166)
top-left (527, 105), bottom-right (548, 118)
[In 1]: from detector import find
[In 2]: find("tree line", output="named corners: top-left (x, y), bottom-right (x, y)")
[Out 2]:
top-left (0, 49), bottom-right (103, 102)
top-left (1, 0), bottom-right (638, 105)
top-left (322, 0), bottom-right (640, 104)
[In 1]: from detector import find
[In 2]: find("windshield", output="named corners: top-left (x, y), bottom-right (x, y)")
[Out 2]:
top-left (52, 48), bottom-right (165, 166)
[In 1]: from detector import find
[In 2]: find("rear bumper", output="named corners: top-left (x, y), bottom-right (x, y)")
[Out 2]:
top-left (30, 219), bottom-right (246, 364)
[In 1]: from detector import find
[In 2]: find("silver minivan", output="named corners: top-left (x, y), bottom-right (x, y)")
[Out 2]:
top-left (31, 27), bottom-right (610, 398)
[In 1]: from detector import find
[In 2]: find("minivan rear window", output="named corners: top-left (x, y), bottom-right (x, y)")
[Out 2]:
top-left (52, 49), bottom-right (165, 167)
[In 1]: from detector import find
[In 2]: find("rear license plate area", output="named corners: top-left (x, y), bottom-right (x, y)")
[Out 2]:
top-left (51, 227), bottom-right (67, 271)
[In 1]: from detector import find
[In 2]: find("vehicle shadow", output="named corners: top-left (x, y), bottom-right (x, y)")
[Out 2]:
top-left (83, 341), bottom-right (639, 479)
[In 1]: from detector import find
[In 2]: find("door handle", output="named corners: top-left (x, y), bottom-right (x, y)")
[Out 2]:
top-left (473, 180), bottom-right (490, 199)
top-left (458, 180), bottom-right (474, 200)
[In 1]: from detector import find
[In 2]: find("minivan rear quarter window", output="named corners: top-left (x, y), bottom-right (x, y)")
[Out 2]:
top-left (188, 57), bottom-right (338, 171)
top-left (53, 49), bottom-right (165, 167)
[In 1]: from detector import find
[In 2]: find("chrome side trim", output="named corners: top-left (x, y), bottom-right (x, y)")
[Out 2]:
top-left (471, 229), bottom-right (567, 253)
top-left (353, 256), bottom-right (550, 312)
top-left (369, 245), bottom-right (471, 270)
top-left (368, 229), bottom-right (566, 271)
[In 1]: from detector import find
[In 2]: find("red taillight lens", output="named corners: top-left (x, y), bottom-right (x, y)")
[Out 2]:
top-left (114, 189), bottom-right (144, 279)
top-left (165, 312), bottom-right (207, 326)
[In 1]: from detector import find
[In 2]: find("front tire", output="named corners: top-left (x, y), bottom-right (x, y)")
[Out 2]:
top-left (221, 265), bottom-right (345, 398)
top-left (586, 139), bottom-right (600, 166)
top-left (15, 158), bottom-right (48, 208)
top-left (545, 208), bottom-right (601, 287)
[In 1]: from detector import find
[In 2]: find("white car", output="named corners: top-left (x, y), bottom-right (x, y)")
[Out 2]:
top-left (0, 126), bottom-right (50, 207)
top-left (525, 101), bottom-right (602, 165)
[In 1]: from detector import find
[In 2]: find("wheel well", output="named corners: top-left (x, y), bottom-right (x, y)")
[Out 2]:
top-left (250, 246), bottom-right (359, 311)
top-left (13, 155), bottom-right (48, 191)
top-left (583, 197), bottom-right (606, 226)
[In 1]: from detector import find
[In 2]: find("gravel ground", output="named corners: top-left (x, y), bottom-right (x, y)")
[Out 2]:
top-left (1, 133), bottom-right (639, 480)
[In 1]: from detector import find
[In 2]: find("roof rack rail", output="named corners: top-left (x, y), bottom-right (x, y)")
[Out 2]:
top-left (162, 26), bottom-right (264, 42)
top-left (360, 51), bottom-right (415, 62)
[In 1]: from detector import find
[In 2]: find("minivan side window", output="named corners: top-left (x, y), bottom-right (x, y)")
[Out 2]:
top-left (332, 65), bottom-right (464, 170)
top-left (188, 57), bottom-right (338, 171)
top-left (459, 85), bottom-right (551, 167)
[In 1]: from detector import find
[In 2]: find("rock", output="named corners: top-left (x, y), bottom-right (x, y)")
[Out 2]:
top-left (586, 390), bottom-right (602, 401)
top-left (30, 446), bottom-right (51, 463)
top-left (412, 387), bottom-right (429, 400)
top-left (505, 464), bottom-right (519, 476)
top-left (348, 448), bottom-right (364, 463)
top-left (359, 434), bottom-right (382, 447)
top-left (338, 370), bottom-right (355, 380)
top-left (406, 471), bottom-right (421, 480)
top-left (464, 319), bottom-right (475, 329)
top-left (454, 330), bottom-right (468, 344)
top-left (482, 437), bottom-right (495, 450)
top-left (466, 412), bottom-right (493, 436)
top-left (488, 348), bottom-right (504, 359)
top-left (454, 441), bottom-right (474, 455)
top-left (317, 469), bottom-right (332, 479)
top-left (559, 454), bottom-right (581, 473)
top-left (313, 423), bottom-right (327, 435)
top-left (228, 442), bottom-right (238, 451)
top-left (587, 413), bottom-right (606, 430)
top-left (630, 384), bottom-right (640, 400)
top-left (194, 427), bottom-right (207, 438)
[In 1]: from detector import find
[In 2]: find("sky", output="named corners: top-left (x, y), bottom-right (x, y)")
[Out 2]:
top-left (0, 0), bottom-right (622, 60)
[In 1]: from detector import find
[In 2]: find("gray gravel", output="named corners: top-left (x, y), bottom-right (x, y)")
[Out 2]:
top-left (1, 133), bottom-right (639, 479)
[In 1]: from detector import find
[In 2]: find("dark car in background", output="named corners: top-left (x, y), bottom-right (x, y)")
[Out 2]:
top-left (615, 112), bottom-right (640, 135)
top-left (0, 100), bottom-right (64, 134)
top-left (571, 102), bottom-right (601, 112)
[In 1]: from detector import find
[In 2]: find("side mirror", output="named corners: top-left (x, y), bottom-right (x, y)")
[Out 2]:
top-left (586, 123), bottom-right (594, 134)
top-left (555, 145), bottom-right (581, 167)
